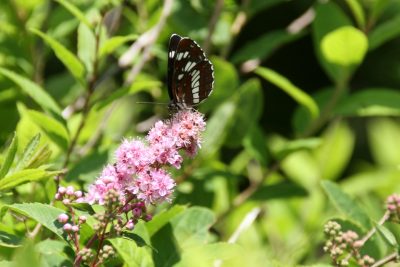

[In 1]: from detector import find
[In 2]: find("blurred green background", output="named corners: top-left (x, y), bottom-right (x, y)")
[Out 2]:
top-left (1, 0), bottom-right (400, 266)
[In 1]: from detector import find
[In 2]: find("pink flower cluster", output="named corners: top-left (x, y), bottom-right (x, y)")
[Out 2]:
top-left (85, 110), bottom-right (206, 205)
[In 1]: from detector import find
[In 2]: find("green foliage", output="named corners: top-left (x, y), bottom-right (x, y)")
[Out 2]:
top-left (1, 0), bottom-right (400, 266)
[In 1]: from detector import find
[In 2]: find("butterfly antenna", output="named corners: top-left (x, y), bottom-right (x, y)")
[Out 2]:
top-left (136, 101), bottom-right (169, 105)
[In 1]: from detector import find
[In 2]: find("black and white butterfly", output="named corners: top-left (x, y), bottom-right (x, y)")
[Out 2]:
top-left (167, 34), bottom-right (214, 110)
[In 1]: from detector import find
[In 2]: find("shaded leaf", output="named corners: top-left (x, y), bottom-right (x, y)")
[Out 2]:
top-left (321, 180), bottom-right (372, 229)
top-left (369, 15), bottom-right (400, 50)
top-left (250, 181), bottom-right (308, 201)
top-left (255, 67), bottom-right (319, 119)
top-left (146, 205), bottom-right (186, 236)
top-left (345, 0), bottom-right (366, 28)
top-left (0, 68), bottom-right (61, 116)
top-left (0, 133), bottom-right (17, 178)
top-left (243, 126), bottom-right (269, 165)
top-left (78, 22), bottom-right (96, 75)
top-left (231, 30), bottom-right (304, 63)
top-left (55, 0), bottom-right (92, 28)
top-left (0, 231), bottom-right (22, 248)
top-left (31, 28), bottom-right (85, 84)
top-left (225, 79), bottom-right (263, 147)
top-left (24, 109), bottom-right (70, 151)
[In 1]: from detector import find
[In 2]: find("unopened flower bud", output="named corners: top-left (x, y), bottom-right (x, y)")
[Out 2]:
top-left (57, 213), bottom-right (69, 223)
top-left (66, 186), bottom-right (75, 196)
top-left (63, 223), bottom-right (72, 232)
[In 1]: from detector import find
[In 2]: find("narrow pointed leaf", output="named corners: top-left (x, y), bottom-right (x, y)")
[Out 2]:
top-left (31, 28), bottom-right (85, 84)
top-left (55, 0), bottom-right (92, 28)
top-left (14, 134), bottom-right (41, 172)
top-left (0, 133), bottom-right (18, 179)
top-left (0, 169), bottom-right (59, 191)
top-left (0, 68), bottom-right (61, 116)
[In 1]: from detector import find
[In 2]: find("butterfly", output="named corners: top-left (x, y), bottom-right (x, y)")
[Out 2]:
top-left (167, 34), bottom-right (214, 110)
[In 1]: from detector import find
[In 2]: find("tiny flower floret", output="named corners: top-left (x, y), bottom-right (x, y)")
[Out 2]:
top-left (84, 110), bottom-right (205, 206)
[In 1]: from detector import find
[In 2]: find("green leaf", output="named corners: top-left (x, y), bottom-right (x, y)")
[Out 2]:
top-left (99, 34), bottom-right (138, 58)
top-left (110, 225), bottom-right (154, 267)
top-left (55, 0), bottom-right (92, 28)
top-left (36, 239), bottom-right (72, 267)
top-left (225, 79), bottom-right (263, 147)
top-left (0, 133), bottom-right (18, 178)
top-left (24, 109), bottom-right (70, 151)
top-left (171, 207), bottom-right (215, 248)
top-left (321, 180), bottom-right (372, 229)
top-left (14, 134), bottom-right (40, 172)
top-left (175, 243), bottom-right (240, 267)
top-left (312, 2), bottom-right (352, 82)
top-left (376, 224), bottom-right (398, 247)
top-left (368, 118), bottom-right (400, 167)
top-left (31, 28), bottom-right (85, 84)
top-left (0, 231), bottom-right (22, 248)
top-left (0, 68), bottom-right (61, 116)
top-left (243, 126), bottom-right (269, 166)
top-left (255, 67), bottom-right (319, 119)
top-left (11, 240), bottom-right (41, 267)
top-left (146, 205), bottom-right (186, 236)
top-left (0, 169), bottom-right (59, 191)
top-left (344, 0), bottom-right (366, 28)
top-left (201, 101), bottom-right (236, 156)
top-left (250, 181), bottom-right (308, 201)
top-left (1, 203), bottom-right (65, 239)
top-left (321, 26), bottom-right (368, 66)
top-left (273, 137), bottom-right (322, 161)
top-left (369, 15), bottom-right (400, 50)
top-left (314, 121), bottom-right (355, 180)
top-left (231, 30), bottom-right (304, 63)
top-left (335, 88), bottom-right (400, 116)
top-left (78, 22), bottom-right (96, 75)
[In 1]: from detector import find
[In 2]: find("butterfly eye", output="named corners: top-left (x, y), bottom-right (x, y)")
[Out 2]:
top-left (167, 34), bottom-right (214, 110)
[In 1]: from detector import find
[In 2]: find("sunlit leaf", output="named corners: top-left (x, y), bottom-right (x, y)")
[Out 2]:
top-left (321, 26), bottom-right (368, 66)
top-left (1, 203), bottom-right (65, 239)
top-left (0, 169), bottom-right (59, 191)
top-left (14, 134), bottom-right (40, 172)
top-left (321, 180), bottom-right (372, 229)
top-left (78, 22), bottom-right (96, 74)
top-left (344, 0), bottom-right (366, 28)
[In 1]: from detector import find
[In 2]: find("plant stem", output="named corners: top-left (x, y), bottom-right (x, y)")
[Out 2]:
top-left (372, 252), bottom-right (398, 267)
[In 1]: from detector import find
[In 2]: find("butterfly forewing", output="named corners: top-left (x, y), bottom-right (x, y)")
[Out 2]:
top-left (167, 34), bottom-right (214, 109)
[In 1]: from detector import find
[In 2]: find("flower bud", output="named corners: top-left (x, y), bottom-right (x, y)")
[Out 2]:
top-left (57, 213), bottom-right (69, 223)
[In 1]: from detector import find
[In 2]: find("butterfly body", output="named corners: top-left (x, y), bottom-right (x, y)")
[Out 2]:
top-left (167, 34), bottom-right (214, 110)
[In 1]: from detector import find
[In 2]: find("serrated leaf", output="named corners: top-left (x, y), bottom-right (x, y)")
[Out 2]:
top-left (255, 67), bottom-right (319, 119)
top-left (14, 134), bottom-right (40, 172)
top-left (24, 109), bottom-right (70, 151)
top-left (376, 224), bottom-right (398, 247)
top-left (321, 180), bottom-right (372, 229)
top-left (31, 28), bottom-right (85, 84)
top-left (99, 34), bottom-right (138, 58)
top-left (369, 15), bottom-right (400, 50)
top-left (55, 0), bottom-right (92, 28)
top-left (0, 133), bottom-right (18, 178)
top-left (2, 203), bottom-right (65, 239)
top-left (321, 26), bottom-right (368, 66)
top-left (0, 169), bottom-right (59, 191)
top-left (0, 68), bottom-right (61, 116)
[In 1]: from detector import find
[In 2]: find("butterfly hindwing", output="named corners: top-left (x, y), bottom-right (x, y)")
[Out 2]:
top-left (167, 34), bottom-right (214, 109)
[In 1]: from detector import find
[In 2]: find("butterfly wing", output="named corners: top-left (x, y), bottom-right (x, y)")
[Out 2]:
top-left (167, 34), bottom-right (183, 102)
top-left (169, 36), bottom-right (214, 109)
